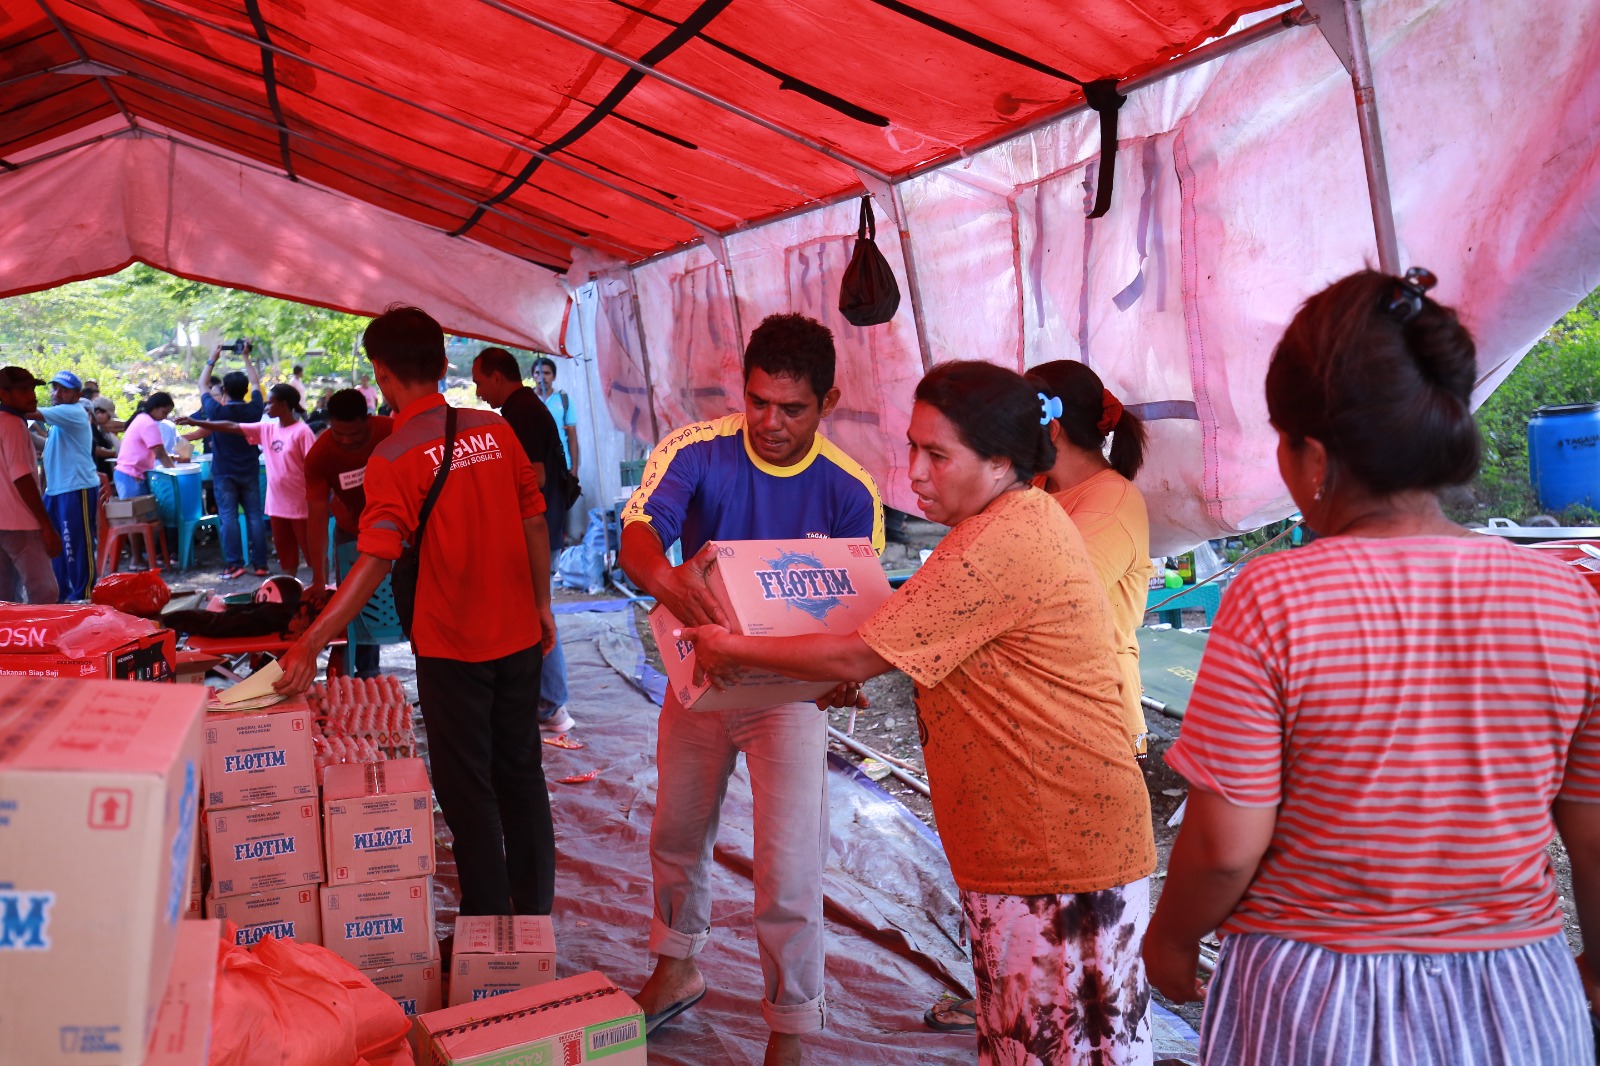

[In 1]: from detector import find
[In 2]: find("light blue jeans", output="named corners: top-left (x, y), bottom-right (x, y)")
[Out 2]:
top-left (649, 693), bottom-right (829, 1034)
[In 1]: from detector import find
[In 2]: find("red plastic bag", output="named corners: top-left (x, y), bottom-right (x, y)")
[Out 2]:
top-left (209, 925), bottom-right (412, 1066)
top-left (0, 603), bottom-right (156, 657)
top-left (91, 570), bottom-right (171, 617)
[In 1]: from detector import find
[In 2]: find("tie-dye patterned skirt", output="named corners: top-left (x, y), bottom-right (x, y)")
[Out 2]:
top-left (962, 877), bottom-right (1154, 1066)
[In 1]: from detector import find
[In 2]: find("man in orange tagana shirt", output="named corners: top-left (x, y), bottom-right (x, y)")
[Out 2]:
top-left (277, 306), bottom-right (558, 916)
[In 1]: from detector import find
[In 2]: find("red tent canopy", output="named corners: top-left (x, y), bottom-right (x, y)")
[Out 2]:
top-left (1, 0), bottom-right (1276, 273)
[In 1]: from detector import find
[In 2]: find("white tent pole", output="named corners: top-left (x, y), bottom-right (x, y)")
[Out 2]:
top-left (1307, 0), bottom-right (1402, 272)
top-left (891, 185), bottom-right (935, 372)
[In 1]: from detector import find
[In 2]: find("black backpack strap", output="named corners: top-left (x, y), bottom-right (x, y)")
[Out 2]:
top-left (414, 405), bottom-right (457, 550)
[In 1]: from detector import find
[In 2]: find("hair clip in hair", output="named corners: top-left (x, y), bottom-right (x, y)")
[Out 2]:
top-left (1098, 388), bottom-right (1123, 434)
top-left (1384, 266), bottom-right (1437, 324)
top-left (1038, 392), bottom-right (1063, 426)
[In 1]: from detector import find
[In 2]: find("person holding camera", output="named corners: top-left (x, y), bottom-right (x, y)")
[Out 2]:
top-left (200, 339), bottom-right (270, 578)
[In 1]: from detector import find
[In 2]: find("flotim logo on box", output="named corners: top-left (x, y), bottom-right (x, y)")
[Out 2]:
top-left (345, 917), bottom-right (404, 940)
top-left (235, 921), bottom-right (296, 946)
top-left (353, 828), bottom-right (413, 851)
top-left (754, 551), bottom-right (856, 622)
top-left (0, 891), bottom-right (53, 949)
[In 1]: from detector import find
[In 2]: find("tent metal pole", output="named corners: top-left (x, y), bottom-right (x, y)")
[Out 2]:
top-left (890, 185), bottom-right (935, 372)
top-left (1341, 0), bottom-right (1401, 273)
top-left (472, 0), bottom-right (896, 185)
top-left (1307, 0), bottom-right (1401, 272)
top-left (627, 6), bottom-right (1315, 271)
top-left (629, 288), bottom-right (663, 441)
top-left (115, 0), bottom-right (705, 230)
top-left (110, 72), bottom-right (635, 260)
top-left (34, 0), bottom-right (141, 136)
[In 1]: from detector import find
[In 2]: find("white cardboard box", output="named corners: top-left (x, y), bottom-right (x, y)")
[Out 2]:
top-left (323, 758), bottom-right (435, 885)
top-left (415, 970), bottom-right (645, 1066)
top-left (319, 876), bottom-right (437, 969)
top-left (447, 914), bottom-right (557, 1006)
top-left (200, 701), bottom-right (316, 810)
top-left (204, 798), bottom-right (324, 896)
top-left (650, 537), bottom-right (890, 710)
top-left (365, 960), bottom-right (443, 1020)
top-left (0, 677), bottom-right (205, 1065)
top-left (205, 885), bottom-right (322, 947)
top-left (141, 918), bottom-right (220, 1066)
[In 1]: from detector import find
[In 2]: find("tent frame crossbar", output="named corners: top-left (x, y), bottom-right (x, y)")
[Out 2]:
top-left (471, 0), bottom-right (897, 186)
top-left (95, 0), bottom-right (707, 234)
top-left (627, 4), bottom-right (1317, 272)
top-left (33, 0), bottom-right (140, 135)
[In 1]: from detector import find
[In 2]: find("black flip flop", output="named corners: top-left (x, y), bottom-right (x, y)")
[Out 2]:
top-left (923, 997), bottom-right (978, 1032)
top-left (643, 987), bottom-right (707, 1035)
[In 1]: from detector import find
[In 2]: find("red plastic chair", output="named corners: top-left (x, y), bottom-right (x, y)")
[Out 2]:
top-left (97, 477), bottom-right (171, 575)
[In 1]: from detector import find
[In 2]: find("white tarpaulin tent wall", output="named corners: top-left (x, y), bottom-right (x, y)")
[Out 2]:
top-left (573, 0), bottom-right (1600, 553)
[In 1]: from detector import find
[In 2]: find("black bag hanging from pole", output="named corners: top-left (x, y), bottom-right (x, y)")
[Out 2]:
top-left (838, 194), bottom-right (901, 326)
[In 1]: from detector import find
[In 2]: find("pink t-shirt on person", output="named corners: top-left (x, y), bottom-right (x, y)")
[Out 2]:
top-left (239, 419), bottom-right (315, 519)
top-left (115, 413), bottom-right (166, 479)
top-left (1168, 534), bottom-right (1600, 954)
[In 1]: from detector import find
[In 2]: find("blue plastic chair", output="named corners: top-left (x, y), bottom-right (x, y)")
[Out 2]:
top-left (333, 538), bottom-right (404, 651)
top-left (150, 465), bottom-right (223, 570)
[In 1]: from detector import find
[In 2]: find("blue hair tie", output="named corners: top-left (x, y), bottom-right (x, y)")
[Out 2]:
top-left (1038, 392), bottom-right (1063, 425)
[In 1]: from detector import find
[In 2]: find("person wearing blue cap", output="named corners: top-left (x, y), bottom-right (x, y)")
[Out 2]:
top-left (29, 371), bottom-right (100, 599)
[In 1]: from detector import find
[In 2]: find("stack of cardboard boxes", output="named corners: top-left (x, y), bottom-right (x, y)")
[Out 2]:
top-left (200, 699), bottom-right (324, 947)
top-left (0, 677), bottom-right (209, 1065)
top-left (319, 757), bottom-right (442, 1019)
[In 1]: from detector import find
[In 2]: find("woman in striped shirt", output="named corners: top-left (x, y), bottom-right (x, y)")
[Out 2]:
top-left (1144, 269), bottom-right (1600, 1064)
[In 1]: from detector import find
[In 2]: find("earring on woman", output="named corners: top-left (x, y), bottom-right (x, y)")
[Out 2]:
top-left (1313, 482), bottom-right (1324, 504)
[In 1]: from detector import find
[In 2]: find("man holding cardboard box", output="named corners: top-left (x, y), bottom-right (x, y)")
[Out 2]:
top-left (619, 313), bottom-right (883, 1066)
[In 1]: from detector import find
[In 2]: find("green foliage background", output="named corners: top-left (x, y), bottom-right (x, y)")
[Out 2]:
top-left (1451, 288), bottom-right (1600, 525)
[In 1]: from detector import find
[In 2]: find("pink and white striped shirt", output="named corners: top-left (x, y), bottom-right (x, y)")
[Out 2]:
top-left (1168, 534), bottom-right (1600, 952)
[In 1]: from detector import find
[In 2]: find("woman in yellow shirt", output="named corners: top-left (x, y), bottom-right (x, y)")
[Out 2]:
top-left (1027, 361), bottom-right (1154, 757)
top-left (681, 360), bottom-right (1156, 1066)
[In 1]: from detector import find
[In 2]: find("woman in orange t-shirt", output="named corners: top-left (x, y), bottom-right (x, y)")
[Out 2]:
top-left (681, 360), bottom-right (1156, 1066)
top-left (1028, 360), bottom-right (1154, 757)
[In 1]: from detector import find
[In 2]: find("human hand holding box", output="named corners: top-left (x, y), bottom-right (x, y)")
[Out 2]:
top-left (649, 538), bottom-right (890, 711)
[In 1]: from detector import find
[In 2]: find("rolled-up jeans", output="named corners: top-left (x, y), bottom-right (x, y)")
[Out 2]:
top-left (649, 692), bottom-right (829, 1034)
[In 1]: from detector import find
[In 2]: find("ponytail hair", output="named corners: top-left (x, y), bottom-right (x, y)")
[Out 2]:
top-left (913, 360), bottom-right (1055, 480)
top-left (137, 391), bottom-right (175, 417)
top-left (1025, 360), bottom-right (1146, 481)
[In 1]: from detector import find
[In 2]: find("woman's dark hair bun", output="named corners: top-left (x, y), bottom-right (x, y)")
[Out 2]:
top-left (1266, 270), bottom-right (1480, 494)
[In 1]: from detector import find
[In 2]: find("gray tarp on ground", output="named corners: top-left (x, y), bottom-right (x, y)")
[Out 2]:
top-left (414, 603), bottom-right (1197, 1063)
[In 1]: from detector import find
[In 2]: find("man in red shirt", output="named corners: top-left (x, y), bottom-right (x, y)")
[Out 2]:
top-left (304, 388), bottom-right (394, 678)
top-left (278, 307), bottom-right (558, 916)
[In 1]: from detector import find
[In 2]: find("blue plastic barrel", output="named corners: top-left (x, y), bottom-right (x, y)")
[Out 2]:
top-left (1528, 403), bottom-right (1600, 510)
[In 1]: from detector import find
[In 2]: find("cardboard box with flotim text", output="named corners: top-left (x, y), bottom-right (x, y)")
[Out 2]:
top-left (204, 798), bottom-right (323, 896)
top-left (0, 677), bottom-right (204, 1065)
top-left (323, 758), bottom-right (435, 885)
top-left (447, 915), bottom-right (557, 1006)
top-left (205, 885), bottom-right (322, 946)
top-left (415, 970), bottom-right (645, 1066)
top-left (365, 960), bottom-right (443, 1020)
top-left (650, 537), bottom-right (891, 711)
top-left (319, 876), bottom-right (437, 970)
top-left (142, 919), bottom-right (221, 1066)
top-left (201, 701), bottom-right (317, 810)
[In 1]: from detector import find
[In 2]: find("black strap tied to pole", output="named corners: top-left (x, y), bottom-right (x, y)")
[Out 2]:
top-left (1083, 79), bottom-right (1126, 220)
